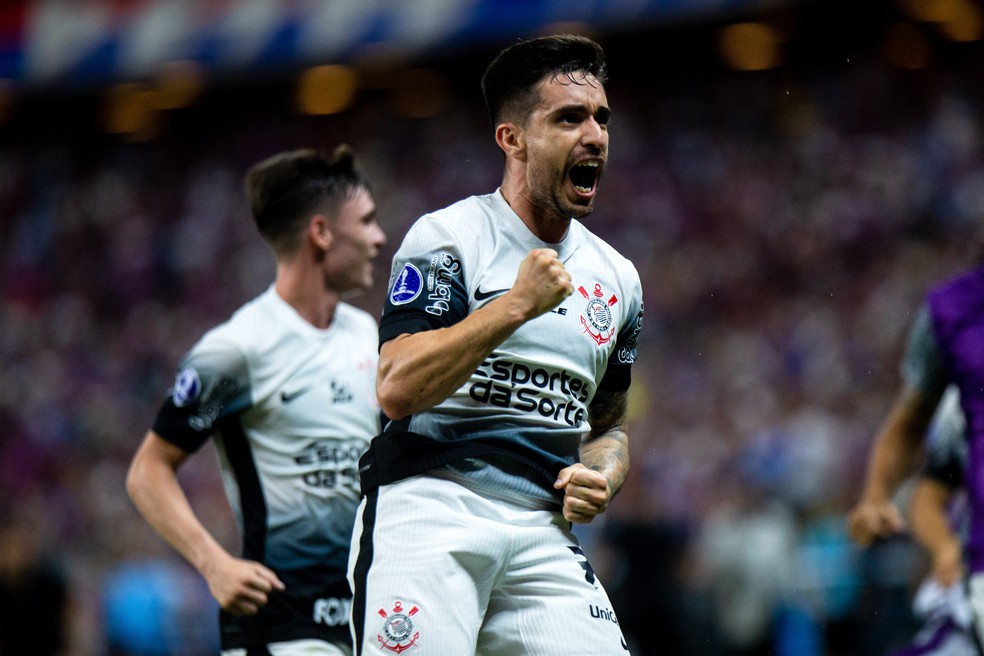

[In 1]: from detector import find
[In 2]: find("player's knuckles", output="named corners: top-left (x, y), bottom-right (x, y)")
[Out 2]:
top-left (571, 469), bottom-right (606, 489)
top-left (566, 495), bottom-right (603, 514)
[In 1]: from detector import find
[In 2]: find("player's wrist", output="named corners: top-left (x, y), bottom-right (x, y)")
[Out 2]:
top-left (495, 290), bottom-right (538, 324)
top-left (858, 487), bottom-right (892, 506)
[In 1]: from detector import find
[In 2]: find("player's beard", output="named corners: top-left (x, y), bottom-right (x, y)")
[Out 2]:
top-left (528, 163), bottom-right (595, 224)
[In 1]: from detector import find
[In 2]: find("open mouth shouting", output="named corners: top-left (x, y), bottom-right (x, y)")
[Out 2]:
top-left (569, 159), bottom-right (603, 200)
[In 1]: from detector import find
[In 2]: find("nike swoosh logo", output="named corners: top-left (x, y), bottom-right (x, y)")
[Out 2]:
top-left (280, 386), bottom-right (314, 403)
top-left (474, 286), bottom-right (510, 302)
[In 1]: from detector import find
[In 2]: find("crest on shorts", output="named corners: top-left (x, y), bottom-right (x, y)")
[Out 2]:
top-left (578, 283), bottom-right (618, 346)
top-left (377, 600), bottom-right (420, 653)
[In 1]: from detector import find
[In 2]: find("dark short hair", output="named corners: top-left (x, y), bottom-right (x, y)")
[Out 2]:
top-left (245, 144), bottom-right (371, 255)
top-left (481, 34), bottom-right (607, 129)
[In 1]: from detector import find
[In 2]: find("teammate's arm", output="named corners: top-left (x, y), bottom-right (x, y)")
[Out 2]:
top-left (126, 430), bottom-right (284, 614)
top-left (555, 389), bottom-right (629, 524)
top-left (377, 248), bottom-right (572, 419)
top-left (847, 384), bottom-right (941, 545)
top-left (909, 477), bottom-right (963, 586)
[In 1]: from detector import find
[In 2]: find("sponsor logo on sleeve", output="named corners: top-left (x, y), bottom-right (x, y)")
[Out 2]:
top-left (172, 367), bottom-right (201, 407)
top-left (424, 252), bottom-right (461, 317)
top-left (617, 303), bottom-right (644, 365)
top-left (390, 263), bottom-right (423, 305)
top-left (187, 377), bottom-right (238, 432)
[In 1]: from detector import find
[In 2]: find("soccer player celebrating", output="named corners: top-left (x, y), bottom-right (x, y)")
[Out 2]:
top-left (349, 35), bottom-right (643, 655)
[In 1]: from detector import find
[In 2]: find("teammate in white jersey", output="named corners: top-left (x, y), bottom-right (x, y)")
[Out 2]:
top-left (349, 35), bottom-right (643, 655)
top-left (127, 145), bottom-right (386, 656)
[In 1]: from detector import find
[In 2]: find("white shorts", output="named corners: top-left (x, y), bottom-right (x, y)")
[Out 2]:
top-left (222, 638), bottom-right (352, 656)
top-left (967, 573), bottom-right (984, 649)
top-left (348, 475), bottom-right (629, 655)
top-left (903, 578), bottom-right (979, 656)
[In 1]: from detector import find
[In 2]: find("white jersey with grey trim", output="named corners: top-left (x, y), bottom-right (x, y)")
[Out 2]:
top-left (152, 285), bottom-right (379, 643)
top-left (378, 189), bottom-right (643, 508)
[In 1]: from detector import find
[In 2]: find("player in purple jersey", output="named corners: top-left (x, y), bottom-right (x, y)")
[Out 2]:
top-left (849, 291), bottom-right (956, 546)
top-left (892, 388), bottom-right (979, 656)
top-left (850, 262), bottom-right (984, 651)
top-left (127, 145), bottom-right (386, 656)
top-left (349, 35), bottom-right (642, 655)
top-left (910, 388), bottom-right (968, 589)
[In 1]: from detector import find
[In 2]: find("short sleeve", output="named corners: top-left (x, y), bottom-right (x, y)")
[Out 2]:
top-left (379, 216), bottom-right (470, 346)
top-left (921, 386), bottom-right (967, 489)
top-left (598, 268), bottom-right (644, 392)
top-left (901, 304), bottom-right (949, 400)
top-left (150, 332), bottom-right (252, 452)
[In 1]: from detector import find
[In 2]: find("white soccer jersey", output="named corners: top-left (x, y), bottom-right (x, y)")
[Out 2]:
top-left (152, 285), bottom-right (379, 649)
top-left (360, 189), bottom-right (644, 507)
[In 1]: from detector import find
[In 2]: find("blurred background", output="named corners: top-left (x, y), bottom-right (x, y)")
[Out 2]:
top-left (2, 0), bottom-right (984, 654)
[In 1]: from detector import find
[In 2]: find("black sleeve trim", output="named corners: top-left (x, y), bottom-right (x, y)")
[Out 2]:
top-left (151, 399), bottom-right (210, 453)
top-left (379, 312), bottom-right (444, 346)
top-left (598, 363), bottom-right (632, 392)
top-left (921, 457), bottom-right (965, 490)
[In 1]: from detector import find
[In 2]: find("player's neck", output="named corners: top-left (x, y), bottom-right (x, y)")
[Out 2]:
top-left (274, 262), bottom-right (340, 330)
top-left (500, 178), bottom-right (570, 244)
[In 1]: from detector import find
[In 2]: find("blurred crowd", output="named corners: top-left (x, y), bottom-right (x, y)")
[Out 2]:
top-left (2, 38), bottom-right (984, 656)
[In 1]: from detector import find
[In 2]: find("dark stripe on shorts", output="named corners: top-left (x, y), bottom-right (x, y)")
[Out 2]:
top-left (351, 489), bottom-right (378, 656)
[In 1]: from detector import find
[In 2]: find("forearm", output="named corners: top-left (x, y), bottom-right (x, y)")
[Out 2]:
top-left (909, 480), bottom-right (959, 559)
top-left (555, 396), bottom-right (630, 524)
top-left (377, 292), bottom-right (531, 418)
top-left (379, 247), bottom-right (576, 419)
top-left (580, 427), bottom-right (629, 500)
top-left (860, 432), bottom-right (920, 504)
top-left (579, 387), bottom-right (630, 499)
top-left (860, 387), bottom-right (935, 503)
top-left (126, 436), bottom-right (229, 574)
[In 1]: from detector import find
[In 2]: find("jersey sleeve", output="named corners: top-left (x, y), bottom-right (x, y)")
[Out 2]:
top-left (598, 267), bottom-right (644, 392)
top-left (921, 386), bottom-right (967, 489)
top-left (379, 216), bottom-right (470, 346)
top-left (901, 303), bottom-right (949, 400)
top-left (150, 331), bottom-right (252, 453)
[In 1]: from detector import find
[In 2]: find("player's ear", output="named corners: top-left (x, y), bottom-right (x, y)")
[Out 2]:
top-left (495, 123), bottom-right (526, 161)
top-left (308, 214), bottom-right (333, 251)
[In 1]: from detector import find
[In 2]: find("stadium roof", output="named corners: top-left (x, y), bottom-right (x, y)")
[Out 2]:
top-left (0, 0), bottom-right (806, 91)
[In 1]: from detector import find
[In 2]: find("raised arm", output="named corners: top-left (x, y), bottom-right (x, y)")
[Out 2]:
top-left (126, 431), bottom-right (284, 614)
top-left (377, 248), bottom-right (572, 419)
top-left (554, 388), bottom-right (630, 524)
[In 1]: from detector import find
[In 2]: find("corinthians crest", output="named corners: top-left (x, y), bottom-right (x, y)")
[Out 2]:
top-left (377, 601), bottom-right (420, 653)
top-left (578, 283), bottom-right (618, 346)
